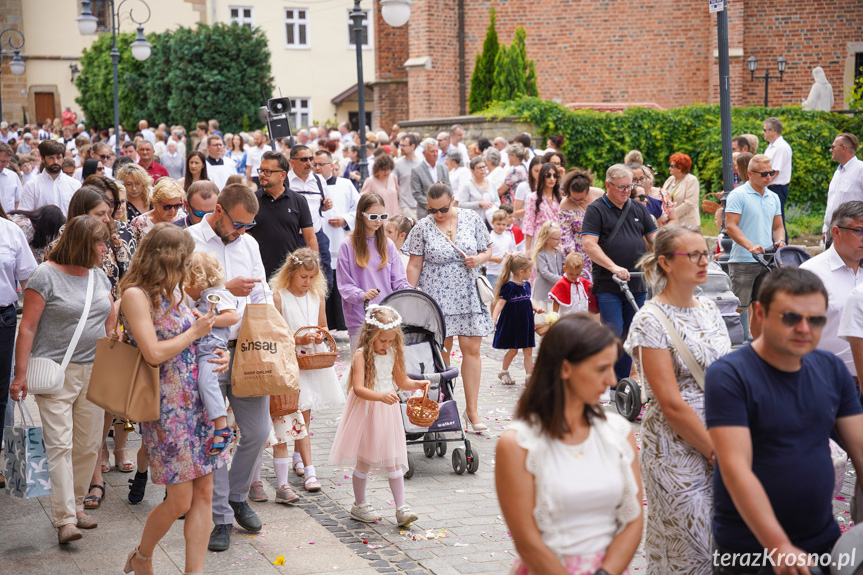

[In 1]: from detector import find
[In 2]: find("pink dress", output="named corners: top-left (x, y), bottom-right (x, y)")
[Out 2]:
top-left (361, 173), bottom-right (401, 216)
top-left (328, 348), bottom-right (408, 472)
top-left (522, 192), bottom-right (560, 238)
top-left (559, 208), bottom-right (593, 282)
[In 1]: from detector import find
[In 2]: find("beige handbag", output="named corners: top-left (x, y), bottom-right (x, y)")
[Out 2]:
top-left (87, 316), bottom-right (160, 422)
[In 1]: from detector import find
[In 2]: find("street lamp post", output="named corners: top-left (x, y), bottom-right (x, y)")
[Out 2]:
top-left (351, 0), bottom-right (412, 186)
top-left (747, 54), bottom-right (787, 107)
top-left (0, 25), bottom-right (26, 121)
top-left (77, 0), bottom-right (152, 156)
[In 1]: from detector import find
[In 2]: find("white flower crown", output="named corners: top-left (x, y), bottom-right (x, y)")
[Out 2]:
top-left (364, 304), bottom-right (402, 330)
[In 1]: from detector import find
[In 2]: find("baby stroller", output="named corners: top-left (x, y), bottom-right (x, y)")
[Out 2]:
top-left (753, 245), bottom-right (813, 296)
top-left (380, 290), bottom-right (479, 478)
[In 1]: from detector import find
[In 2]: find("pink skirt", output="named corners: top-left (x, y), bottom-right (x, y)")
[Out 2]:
top-left (510, 552), bottom-right (629, 575)
top-left (328, 389), bottom-right (408, 473)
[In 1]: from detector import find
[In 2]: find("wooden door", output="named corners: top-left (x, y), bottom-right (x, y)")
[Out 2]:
top-left (34, 93), bottom-right (55, 124)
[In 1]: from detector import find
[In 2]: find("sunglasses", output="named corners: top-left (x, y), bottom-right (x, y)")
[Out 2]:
top-left (777, 312), bottom-right (827, 329)
top-left (189, 207), bottom-right (214, 218)
top-left (225, 210), bottom-right (256, 230)
top-left (291, 156), bottom-right (312, 163)
top-left (672, 251), bottom-right (713, 263)
top-left (363, 212), bottom-right (389, 221)
top-left (635, 194), bottom-right (647, 201)
top-left (96, 167), bottom-right (104, 172)
top-left (750, 170), bottom-right (777, 178)
top-left (427, 205), bottom-right (451, 215)
top-left (159, 202), bottom-right (183, 211)
top-left (545, 173), bottom-right (559, 179)
top-left (99, 154), bottom-right (111, 161)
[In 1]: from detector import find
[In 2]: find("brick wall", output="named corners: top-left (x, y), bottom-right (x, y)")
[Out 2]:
top-left (381, 0), bottom-right (862, 123)
top-left (0, 0), bottom-right (26, 124)
top-left (372, 1), bottom-right (409, 132)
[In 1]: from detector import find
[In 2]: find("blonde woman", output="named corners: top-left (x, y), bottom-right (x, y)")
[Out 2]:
top-left (624, 224), bottom-right (731, 574)
top-left (116, 163), bottom-right (154, 222)
top-left (129, 178), bottom-right (186, 243)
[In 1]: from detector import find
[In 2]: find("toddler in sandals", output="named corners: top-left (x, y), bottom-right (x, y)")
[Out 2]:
top-left (183, 251), bottom-right (237, 455)
top-left (328, 305), bottom-right (429, 526)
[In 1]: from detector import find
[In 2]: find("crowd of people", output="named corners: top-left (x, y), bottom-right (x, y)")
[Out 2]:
top-left (1, 113), bottom-right (863, 575)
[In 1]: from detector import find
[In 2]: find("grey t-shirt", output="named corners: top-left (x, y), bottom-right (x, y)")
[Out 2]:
top-left (394, 156), bottom-right (422, 209)
top-left (27, 263), bottom-right (112, 364)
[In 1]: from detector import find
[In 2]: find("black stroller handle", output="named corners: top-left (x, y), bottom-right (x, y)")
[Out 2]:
top-left (407, 366), bottom-right (459, 384)
top-left (612, 274), bottom-right (644, 313)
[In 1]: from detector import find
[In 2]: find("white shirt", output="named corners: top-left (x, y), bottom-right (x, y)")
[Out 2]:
top-left (246, 144), bottom-right (272, 178)
top-left (838, 283), bottom-right (863, 379)
top-left (0, 216), bottom-right (37, 306)
top-left (487, 165), bottom-right (506, 197)
top-left (322, 176), bottom-right (359, 258)
top-left (823, 156), bottom-right (863, 233)
top-left (0, 168), bottom-right (23, 213)
top-left (424, 158), bottom-right (440, 184)
top-left (140, 129), bottom-right (156, 145)
top-left (449, 166), bottom-right (470, 201)
top-left (206, 155), bottom-right (237, 190)
top-left (107, 133), bottom-right (130, 148)
top-left (487, 230), bottom-right (517, 275)
top-left (19, 171), bottom-right (82, 216)
top-left (21, 170), bottom-right (38, 186)
top-left (764, 135), bottom-right (793, 186)
top-left (187, 215), bottom-right (271, 341)
top-left (801, 245), bottom-right (863, 377)
top-left (514, 180), bottom-right (532, 204)
top-left (287, 169), bottom-right (328, 233)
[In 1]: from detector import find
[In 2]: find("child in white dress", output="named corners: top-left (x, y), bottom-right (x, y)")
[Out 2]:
top-left (271, 248), bottom-right (345, 493)
top-left (328, 305), bottom-right (429, 526)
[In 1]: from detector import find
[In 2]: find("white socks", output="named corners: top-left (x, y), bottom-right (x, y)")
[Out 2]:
top-left (292, 451), bottom-right (302, 465)
top-left (274, 457), bottom-right (290, 487)
top-left (252, 458), bottom-right (262, 483)
top-left (304, 465), bottom-right (316, 480)
top-left (388, 475), bottom-right (406, 508)
top-left (353, 469), bottom-right (368, 504)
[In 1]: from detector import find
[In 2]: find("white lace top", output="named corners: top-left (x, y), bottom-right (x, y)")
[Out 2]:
top-left (509, 413), bottom-right (640, 557)
top-left (371, 348), bottom-right (397, 393)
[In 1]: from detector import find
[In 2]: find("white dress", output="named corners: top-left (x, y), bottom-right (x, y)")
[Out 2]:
top-left (278, 289), bottom-right (345, 411)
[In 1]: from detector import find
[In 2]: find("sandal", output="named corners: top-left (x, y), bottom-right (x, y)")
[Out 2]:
top-left (113, 448), bottom-right (135, 473)
top-left (303, 476), bottom-right (321, 492)
top-left (293, 459), bottom-right (305, 477)
top-left (204, 427), bottom-right (234, 457)
top-left (101, 446), bottom-right (110, 473)
top-left (84, 484), bottom-right (105, 509)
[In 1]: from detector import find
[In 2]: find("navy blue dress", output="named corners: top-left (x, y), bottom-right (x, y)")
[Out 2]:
top-left (492, 281), bottom-right (535, 350)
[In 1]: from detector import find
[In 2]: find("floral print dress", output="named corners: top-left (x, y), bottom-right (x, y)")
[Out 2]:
top-left (522, 192), bottom-right (560, 238)
top-left (403, 209), bottom-right (494, 338)
top-left (559, 208), bottom-right (593, 282)
top-left (128, 292), bottom-right (229, 485)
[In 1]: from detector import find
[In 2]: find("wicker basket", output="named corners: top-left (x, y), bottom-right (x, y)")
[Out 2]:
top-left (535, 322), bottom-right (552, 336)
top-left (701, 193), bottom-right (722, 215)
top-left (270, 392), bottom-right (300, 417)
top-left (407, 388), bottom-right (440, 428)
top-left (294, 326), bottom-right (338, 370)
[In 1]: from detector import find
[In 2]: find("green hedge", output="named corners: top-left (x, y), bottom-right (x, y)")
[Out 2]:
top-left (486, 98), bottom-right (863, 208)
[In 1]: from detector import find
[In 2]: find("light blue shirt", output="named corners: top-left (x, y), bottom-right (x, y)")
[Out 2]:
top-left (725, 182), bottom-right (781, 263)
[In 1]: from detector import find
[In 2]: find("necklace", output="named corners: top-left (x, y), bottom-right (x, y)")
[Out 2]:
top-left (438, 212), bottom-right (458, 239)
top-left (567, 446), bottom-right (585, 459)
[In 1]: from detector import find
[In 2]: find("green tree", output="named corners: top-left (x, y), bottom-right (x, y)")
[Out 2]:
top-left (468, 7), bottom-right (498, 114)
top-left (490, 27), bottom-right (537, 104)
top-left (848, 68), bottom-right (863, 110)
top-left (75, 32), bottom-right (148, 129)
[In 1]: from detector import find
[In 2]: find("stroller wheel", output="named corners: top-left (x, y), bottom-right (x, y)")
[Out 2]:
top-left (435, 433), bottom-right (447, 457)
top-left (452, 448), bottom-right (467, 475)
top-left (615, 378), bottom-right (642, 422)
top-left (405, 454), bottom-right (415, 480)
top-left (467, 448), bottom-right (480, 474)
top-left (423, 433), bottom-right (435, 458)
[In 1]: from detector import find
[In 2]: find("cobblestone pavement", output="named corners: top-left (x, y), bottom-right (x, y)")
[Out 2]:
top-left (1, 331), bottom-right (856, 574)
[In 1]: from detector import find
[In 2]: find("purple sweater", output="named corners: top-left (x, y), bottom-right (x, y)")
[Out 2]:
top-left (337, 235), bottom-right (412, 335)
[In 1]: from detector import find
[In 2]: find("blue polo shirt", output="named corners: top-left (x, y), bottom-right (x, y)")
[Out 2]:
top-left (725, 182), bottom-right (781, 263)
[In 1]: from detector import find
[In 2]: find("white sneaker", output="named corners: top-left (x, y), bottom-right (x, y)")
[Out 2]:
top-left (395, 505), bottom-right (418, 526)
top-left (350, 501), bottom-right (382, 523)
top-left (498, 370), bottom-right (514, 385)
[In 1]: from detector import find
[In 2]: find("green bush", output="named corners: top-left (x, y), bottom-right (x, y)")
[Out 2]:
top-left (486, 98), bottom-right (863, 208)
top-left (76, 23), bottom-right (274, 134)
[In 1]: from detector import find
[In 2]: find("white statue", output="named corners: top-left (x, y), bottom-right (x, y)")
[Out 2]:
top-left (801, 66), bottom-right (834, 112)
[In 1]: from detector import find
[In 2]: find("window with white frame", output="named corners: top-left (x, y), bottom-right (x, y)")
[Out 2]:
top-left (285, 8), bottom-right (309, 48)
top-left (289, 99), bottom-right (311, 128)
top-left (229, 7), bottom-right (254, 29)
top-left (347, 10), bottom-right (369, 48)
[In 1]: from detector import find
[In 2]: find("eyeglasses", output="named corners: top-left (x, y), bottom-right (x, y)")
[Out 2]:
top-left (257, 168), bottom-right (285, 176)
top-left (669, 164), bottom-right (677, 170)
top-left (189, 206), bottom-right (214, 218)
top-left (635, 194), bottom-right (647, 202)
top-left (777, 312), bottom-right (827, 329)
top-left (224, 209), bottom-right (256, 230)
top-left (312, 162), bottom-right (331, 168)
top-left (427, 205), bottom-right (452, 215)
top-left (633, 176), bottom-right (650, 183)
top-left (837, 226), bottom-right (863, 237)
top-left (545, 173), bottom-right (559, 179)
top-left (159, 202), bottom-right (183, 211)
top-left (749, 169), bottom-right (777, 178)
top-left (291, 156), bottom-right (312, 163)
top-left (363, 212), bottom-right (389, 221)
top-left (671, 251), bottom-right (713, 263)
top-left (607, 182), bottom-right (633, 193)
top-left (830, 144), bottom-right (847, 151)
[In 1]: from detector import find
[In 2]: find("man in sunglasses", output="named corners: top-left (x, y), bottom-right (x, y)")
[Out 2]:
top-left (174, 180), bottom-right (219, 229)
top-left (287, 144), bottom-right (334, 288)
top-left (725, 154), bottom-right (785, 339)
top-left (706, 268), bottom-right (863, 574)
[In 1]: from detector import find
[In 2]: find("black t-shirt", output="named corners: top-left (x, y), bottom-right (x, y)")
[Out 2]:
top-left (249, 185), bottom-right (313, 280)
top-left (705, 345), bottom-right (863, 553)
top-left (581, 195), bottom-right (656, 293)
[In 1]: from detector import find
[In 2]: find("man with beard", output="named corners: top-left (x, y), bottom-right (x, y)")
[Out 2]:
top-left (18, 140), bottom-right (81, 216)
top-left (248, 151), bottom-right (317, 280)
top-left (186, 184), bottom-right (272, 552)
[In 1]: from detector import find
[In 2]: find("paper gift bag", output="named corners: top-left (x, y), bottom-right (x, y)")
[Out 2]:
top-left (4, 401), bottom-right (51, 499)
top-left (231, 302), bottom-right (299, 397)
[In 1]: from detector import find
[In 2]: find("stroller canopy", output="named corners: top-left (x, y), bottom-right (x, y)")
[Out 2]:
top-left (381, 289), bottom-right (448, 350)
